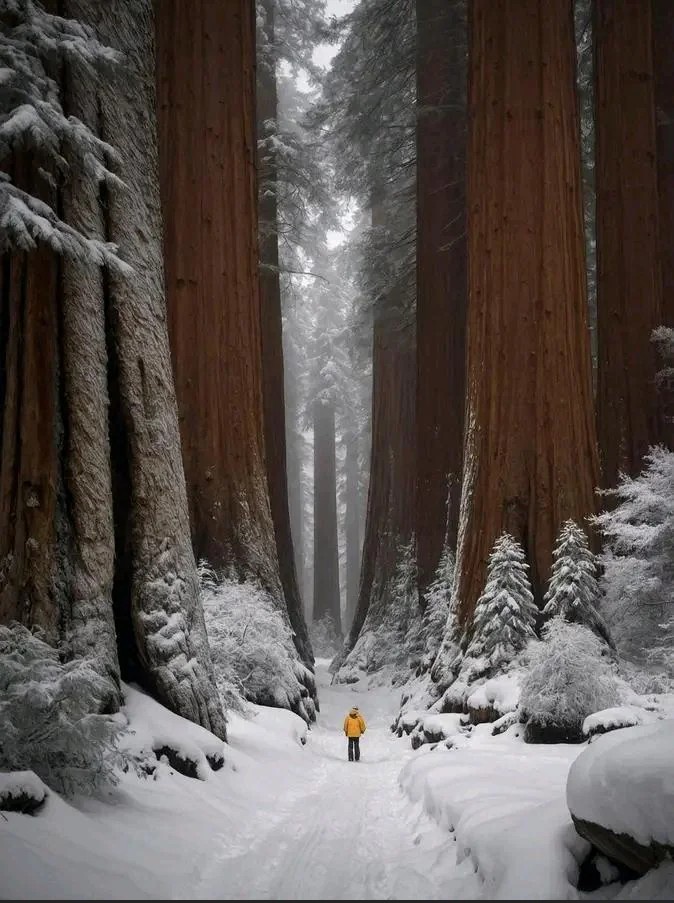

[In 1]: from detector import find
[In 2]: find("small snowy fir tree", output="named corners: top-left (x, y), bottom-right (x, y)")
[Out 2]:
top-left (0, 0), bottom-right (128, 269)
top-left (543, 519), bottom-right (613, 647)
top-left (421, 543), bottom-right (456, 671)
top-left (520, 617), bottom-right (618, 743)
top-left (465, 532), bottom-right (538, 673)
top-left (593, 445), bottom-right (674, 669)
top-left (0, 624), bottom-right (126, 796)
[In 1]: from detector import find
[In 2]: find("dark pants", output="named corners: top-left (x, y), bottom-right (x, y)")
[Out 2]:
top-left (348, 737), bottom-right (360, 761)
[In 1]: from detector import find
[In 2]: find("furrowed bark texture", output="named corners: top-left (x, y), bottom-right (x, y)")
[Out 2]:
top-left (94, 0), bottom-right (226, 739)
top-left (312, 399), bottom-right (342, 635)
top-left (595, 0), bottom-right (668, 486)
top-left (0, 151), bottom-right (61, 640)
top-left (415, 0), bottom-right (467, 597)
top-left (654, 0), bottom-right (674, 424)
top-left (449, 0), bottom-right (598, 634)
top-left (59, 23), bottom-right (120, 698)
top-left (156, 0), bottom-right (280, 592)
top-left (257, 0), bottom-right (313, 665)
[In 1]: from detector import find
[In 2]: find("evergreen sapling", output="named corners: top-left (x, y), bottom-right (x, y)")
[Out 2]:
top-left (542, 519), bottom-right (613, 647)
top-left (465, 532), bottom-right (538, 672)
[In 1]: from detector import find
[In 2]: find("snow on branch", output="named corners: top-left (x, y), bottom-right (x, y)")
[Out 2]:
top-left (0, 175), bottom-right (130, 272)
top-left (0, 0), bottom-right (128, 268)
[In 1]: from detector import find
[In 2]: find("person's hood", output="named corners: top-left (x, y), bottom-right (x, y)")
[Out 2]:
top-left (349, 708), bottom-right (359, 716)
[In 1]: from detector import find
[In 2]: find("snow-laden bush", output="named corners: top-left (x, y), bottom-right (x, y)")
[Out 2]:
top-left (542, 519), bottom-right (613, 647)
top-left (464, 532), bottom-right (538, 673)
top-left (0, 623), bottom-right (125, 796)
top-left (520, 617), bottom-right (618, 743)
top-left (199, 563), bottom-right (314, 719)
top-left (421, 544), bottom-right (455, 671)
top-left (593, 445), bottom-right (674, 670)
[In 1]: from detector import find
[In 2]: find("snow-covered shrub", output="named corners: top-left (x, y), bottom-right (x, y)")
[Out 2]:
top-left (593, 445), bottom-right (674, 670)
top-left (520, 617), bottom-right (618, 743)
top-left (464, 532), bottom-right (538, 673)
top-left (542, 519), bottom-right (613, 647)
top-left (0, 623), bottom-right (125, 796)
top-left (310, 613), bottom-right (341, 658)
top-left (421, 544), bottom-right (455, 671)
top-left (199, 563), bottom-right (314, 720)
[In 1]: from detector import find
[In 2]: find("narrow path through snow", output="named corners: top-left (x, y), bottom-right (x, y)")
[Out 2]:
top-left (194, 660), bottom-right (478, 900)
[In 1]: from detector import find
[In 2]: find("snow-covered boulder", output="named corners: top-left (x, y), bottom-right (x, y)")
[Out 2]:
top-left (410, 712), bottom-right (471, 750)
top-left (0, 771), bottom-right (48, 814)
top-left (466, 671), bottom-right (522, 724)
top-left (583, 705), bottom-right (658, 740)
top-left (567, 719), bottom-right (674, 875)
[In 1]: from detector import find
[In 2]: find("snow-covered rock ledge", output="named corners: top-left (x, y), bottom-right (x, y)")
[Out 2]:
top-left (567, 719), bottom-right (674, 877)
top-left (0, 771), bottom-right (48, 815)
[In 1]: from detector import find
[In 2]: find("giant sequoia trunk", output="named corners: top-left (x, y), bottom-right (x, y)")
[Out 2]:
top-left (0, 0), bottom-right (226, 738)
top-left (441, 0), bottom-right (599, 650)
top-left (312, 399), bottom-right (341, 636)
top-left (156, 0), bottom-right (278, 588)
top-left (595, 0), bottom-right (669, 486)
top-left (415, 0), bottom-right (467, 597)
top-left (156, 0), bottom-right (316, 715)
top-left (257, 0), bottom-right (312, 666)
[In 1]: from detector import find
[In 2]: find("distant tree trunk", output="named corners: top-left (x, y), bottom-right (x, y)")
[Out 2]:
top-left (442, 0), bottom-right (598, 652)
top-left (312, 398), bottom-right (342, 635)
top-left (257, 0), bottom-right (312, 666)
top-left (415, 0), bottom-right (467, 598)
top-left (284, 327), bottom-right (305, 598)
top-left (344, 428), bottom-right (360, 631)
top-left (653, 0), bottom-right (674, 425)
top-left (595, 0), bottom-right (666, 486)
top-left (338, 306), bottom-right (417, 674)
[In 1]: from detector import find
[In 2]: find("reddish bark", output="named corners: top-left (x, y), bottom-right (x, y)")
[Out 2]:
top-left (452, 0), bottom-right (599, 628)
top-left (0, 157), bottom-right (60, 639)
top-left (156, 0), bottom-right (279, 588)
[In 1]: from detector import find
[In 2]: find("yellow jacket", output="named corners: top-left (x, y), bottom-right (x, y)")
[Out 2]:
top-left (344, 709), bottom-right (366, 738)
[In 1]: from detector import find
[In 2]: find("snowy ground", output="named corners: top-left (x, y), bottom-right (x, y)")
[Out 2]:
top-left (1, 659), bottom-right (673, 900)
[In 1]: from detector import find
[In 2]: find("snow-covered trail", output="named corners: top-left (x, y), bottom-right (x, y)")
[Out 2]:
top-left (195, 660), bottom-right (478, 900)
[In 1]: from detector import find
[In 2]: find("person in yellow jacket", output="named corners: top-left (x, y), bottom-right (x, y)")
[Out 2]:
top-left (343, 705), bottom-right (366, 762)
